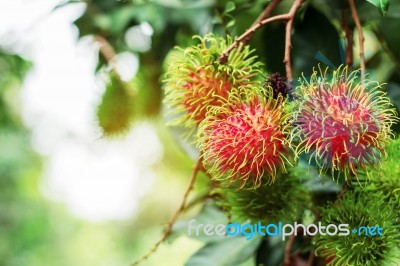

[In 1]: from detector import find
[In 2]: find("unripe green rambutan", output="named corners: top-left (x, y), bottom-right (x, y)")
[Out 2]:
top-left (197, 89), bottom-right (293, 188)
top-left (97, 72), bottom-right (135, 136)
top-left (355, 138), bottom-right (400, 210)
top-left (214, 169), bottom-right (309, 224)
top-left (163, 33), bottom-right (263, 129)
top-left (314, 191), bottom-right (400, 266)
top-left (292, 67), bottom-right (397, 180)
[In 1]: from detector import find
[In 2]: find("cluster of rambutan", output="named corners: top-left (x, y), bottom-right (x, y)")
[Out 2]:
top-left (164, 34), bottom-right (397, 187)
top-left (164, 34), bottom-right (295, 187)
top-left (163, 33), bottom-right (399, 265)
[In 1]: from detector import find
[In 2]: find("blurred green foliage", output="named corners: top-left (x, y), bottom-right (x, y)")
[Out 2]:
top-left (0, 50), bottom-right (47, 265)
top-left (0, 48), bottom-right (197, 266)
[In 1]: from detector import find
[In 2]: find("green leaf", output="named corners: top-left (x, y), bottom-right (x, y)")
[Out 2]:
top-left (224, 2), bottom-right (236, 13)
top-left (226, 19), bottom-right (235, 28)
top-left (379, 17), bottom-right (400, 61)
top-left (366, 0), bottom-right (390, 16)
top-left (185, 236), bottom-right (261, 266)
top-left (168, 202), bottom-right (228, 243)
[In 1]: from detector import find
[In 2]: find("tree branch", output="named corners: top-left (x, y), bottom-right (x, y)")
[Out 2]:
top-left (218, 14), bottom-right (290, 63)
top-left (283, 0), bottom-right (305, 83)
top-left (348, 0), bottom-right (366, 78)
top-left (130, 157), bottom-right (203, 266)
top-left (251, 0), bottom-right (282, 27)
top-left (306, 249), bottom-right (315, 266)
top-left (218, 0), bottom-right (304, 85)
top-left (342, 9), bottom-right (354, 67)
top-left (94, 35), bottom-right (117, 63)
top-left (283, 234), bottom-right (296, 266)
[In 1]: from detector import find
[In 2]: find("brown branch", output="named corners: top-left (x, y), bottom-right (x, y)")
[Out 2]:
top-left (348, 0), bottom-right (366, 78)
top-left (251, 0), bottom-right (282, 27)
top-left (130, 157), bottom-right (203, 266)
top-left (342, 9), bottom-right (353, 67)
top-left (283, 0), bottom-right (305, 83)
top-left (218, 14), bottom-right (291, 63)
top-left (94, 35), bottom-right (132, 89)
top-left (283, 234), bottom-right (296, 266)
top-left (218, 0), bottom-right (304, 84)
top-left (94, 35), bottom-right (117, 63)
top-left (306, 249), bottom-right (315, 266)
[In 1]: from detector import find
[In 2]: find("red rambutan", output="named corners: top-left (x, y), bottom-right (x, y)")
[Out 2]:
top-left (198, 90), bottom-right (293, 188)
top-left (293, 67), bottom-right (397, 180)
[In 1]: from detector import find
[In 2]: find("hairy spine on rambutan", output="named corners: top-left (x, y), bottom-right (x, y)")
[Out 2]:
top-left (314, 191), bottom-right (400, 266)
top-left (355, 138), bottom-right (400, 211)
top-left (197, 89), bottom-right (293, 188)
top-left (214, 169), bottom-right (309, 224)
top-left (163, 33), bottom-right (264, 129)
top-left (292, 67), bottom-right (398, 180)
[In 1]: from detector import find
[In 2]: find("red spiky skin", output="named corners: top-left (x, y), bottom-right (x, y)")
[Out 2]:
top-left (294, 69), bottom-right (396, 178)
top-left (199, 94), bottom-right (292, 187)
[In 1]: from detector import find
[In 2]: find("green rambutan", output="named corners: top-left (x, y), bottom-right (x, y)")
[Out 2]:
top-left (163, 33), bottom-right (263, 129)
top-left (214, 169), bottom-right (309, 224)
top-left (97, 72), bottom-right (135, 136)
top-left (314, 191), bottom-right (400, 266)
top-left (355, 138), bottom-right (400, 210)
top-left (292, 67), bottom-right (397, 180)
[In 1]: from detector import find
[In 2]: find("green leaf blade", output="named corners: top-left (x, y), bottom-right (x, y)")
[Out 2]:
top-left (366, 0), bottom-right (390, 16)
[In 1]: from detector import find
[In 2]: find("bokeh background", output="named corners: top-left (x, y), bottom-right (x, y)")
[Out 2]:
top-left (0, 0), bottom-right (399, 265)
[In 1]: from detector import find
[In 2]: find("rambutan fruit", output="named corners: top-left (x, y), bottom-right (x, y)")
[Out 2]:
top-left (292, 67), bottom-right (397, 180)
top-left (355, 138), bottom-right (400, 211)
top-left (314, 191), bottom-right (400, 266)
top-left (197, 89), bottom-right (293, 188)
top-left (214, 169), bottom-right (309, 224)
top-left (97, 72), bottom-right (135, 136)
top-left (163, 33), bottom-right (263, 129)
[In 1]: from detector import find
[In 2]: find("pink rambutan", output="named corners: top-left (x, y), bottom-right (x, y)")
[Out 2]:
top-left (293, 67), bottom-right (397, 180)
top-left (198, 90), bottom-right (293, 188)
top-left (163, 33), bottom-right (263, 129)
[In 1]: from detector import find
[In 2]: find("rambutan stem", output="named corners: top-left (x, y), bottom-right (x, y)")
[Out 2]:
top-left (94, 35), bottom-right (127, 84)
top-left (341, 9), bottom-right (354, 67)
top-left (95, 35), bottom-right (117, 63)
top-left (283, 233), bottom-right (296, 265)
top-left (251, 0), bottom-right (282, 27)
top-left (130, 157), bottom-right (203, 266)
top-left (283, 0), bottom-right (305, 83)
top-left (348, 0), bottom-right (366, 78)
top-left (307, 249), bottom-right (315, 266)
